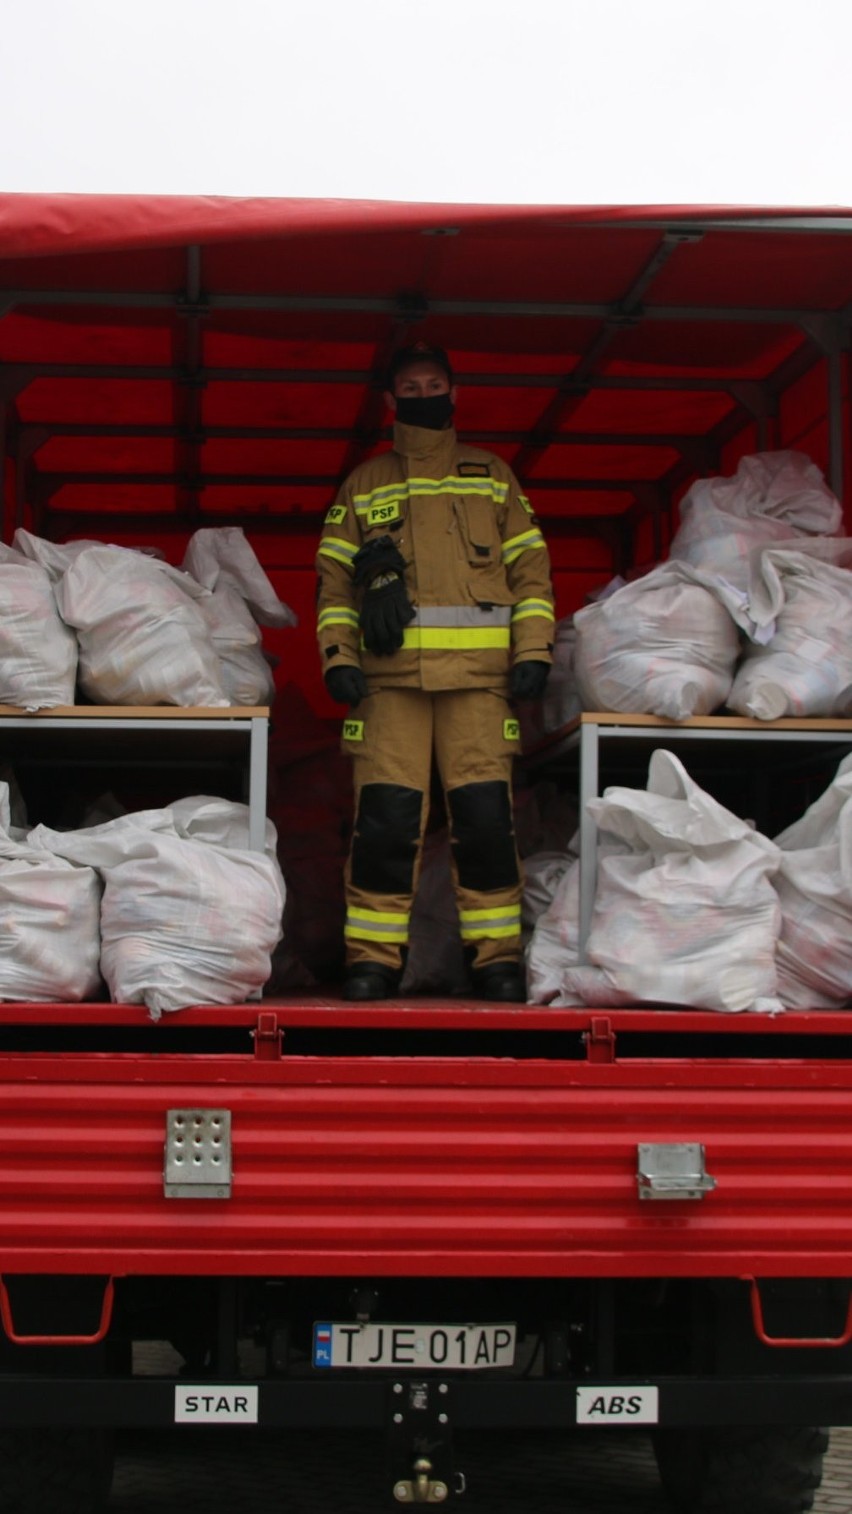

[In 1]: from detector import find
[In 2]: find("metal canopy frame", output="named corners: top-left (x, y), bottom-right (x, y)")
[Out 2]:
top-left (1, 222), bottom-right (850, 553)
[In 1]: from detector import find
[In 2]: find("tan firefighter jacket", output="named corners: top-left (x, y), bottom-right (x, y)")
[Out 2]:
top-left (316, 421), bottom-right (555, 692)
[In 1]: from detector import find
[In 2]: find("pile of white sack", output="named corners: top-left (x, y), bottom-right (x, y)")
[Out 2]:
top-left (5, 526), bottom-right (295, 709)
top-left (571, 451), bottom-right (851, 722)
top-left (526, 748), bottom-right (852, 1014)
top-left (2, 795), bottom-right (285, 1018)
top-left (668, 449), bottom-right (843, 590)
top-left (727, 540), bottom-right (852, 719)
top-left (573, 560), bottom-right (746, 720)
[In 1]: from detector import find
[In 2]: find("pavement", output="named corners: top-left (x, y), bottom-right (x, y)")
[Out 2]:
top-left (108, 1423), bottom-right (852, 1512)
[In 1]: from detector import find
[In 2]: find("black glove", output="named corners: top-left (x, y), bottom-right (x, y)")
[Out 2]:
top-left (510, 660), bottom-right (550, 701)
top-left (352, 534), bottom-right (415, 656)
top-left (352, 534), bottom-right (408, 588)
top-left (359, 577), bottom-right (416, 655)
top-left (325, 665), bottom-right (369, 707)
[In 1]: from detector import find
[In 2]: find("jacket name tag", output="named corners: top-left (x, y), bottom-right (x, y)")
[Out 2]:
top-left (367, 501), bottom-right (401, 527)
top-left (457, 461), bottom-right (491, 477)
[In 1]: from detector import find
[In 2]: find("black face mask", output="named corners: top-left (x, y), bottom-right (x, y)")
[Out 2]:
top-left (394, 393), bottom-right (454, 430)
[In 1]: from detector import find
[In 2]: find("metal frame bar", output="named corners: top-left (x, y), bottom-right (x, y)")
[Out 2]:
top-left (32, 471), bottom-right (667, 492)
top-left (0, 286), bottom-right (848, 326)
top-left (0, 360), bottom-right (816, 394)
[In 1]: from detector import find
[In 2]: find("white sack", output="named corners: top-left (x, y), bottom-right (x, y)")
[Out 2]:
top-left (169, 794), bottom-right (279, 861)
top-left (0, 784), bottom-right (101, 1001)
top-left (193, 585), bottom-right (277, 705)
top-left (584, 750), bottom-right (782, 1010)
top-left (182, 527), bottom-right (297, 628)
top-left (525, 832), bottom-right (639, 1006)
top-left (669, 451), bottom-right (842, 594)
top-left (573, 561), bottom-right (742, 719)
top-left (728, 542), bottom-right (852, 719)
top-left (182, 529), bottom-right (297, 707)
top-left (521, 850), bottom-right (572, 937)
top-left (772, 755), bottom-right (852, 1009)
top-left (51, 545), bottom-right (229, 707)
top-left (30, 804), bottom-right (285, 1018)
top-left (528, 752), bottom-right (782, 1011)
top-left (12, 531), bottom-right (120, 578)
top-left (0, 545), bottom-right (77, 708)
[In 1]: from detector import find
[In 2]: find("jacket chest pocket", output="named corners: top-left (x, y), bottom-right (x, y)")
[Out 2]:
top-left (454, 497), bottom-right (501, 568)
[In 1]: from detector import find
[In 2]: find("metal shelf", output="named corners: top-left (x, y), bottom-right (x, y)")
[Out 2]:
top-left (0, 705), bottom-right (270, 851)
top-left (556, 713), bottom-right (852, 958)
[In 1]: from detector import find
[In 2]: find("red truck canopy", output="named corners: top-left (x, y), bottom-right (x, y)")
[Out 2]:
top-left (1, 195), bottom-right (850, 707)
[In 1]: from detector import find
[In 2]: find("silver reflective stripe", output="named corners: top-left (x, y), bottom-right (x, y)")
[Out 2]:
top-left (411, 606), bottom-right (512, 628)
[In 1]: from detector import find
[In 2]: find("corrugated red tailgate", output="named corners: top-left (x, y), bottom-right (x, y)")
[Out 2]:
top-left (0, 1007), bottom-right (851, 1279)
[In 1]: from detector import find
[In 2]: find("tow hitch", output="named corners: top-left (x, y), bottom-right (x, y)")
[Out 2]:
top-left (388, 1380), bottom-right (465, 1503)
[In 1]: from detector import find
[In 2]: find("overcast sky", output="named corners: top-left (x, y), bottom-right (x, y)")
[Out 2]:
top-left (2, 0), bottom-right (852, 207)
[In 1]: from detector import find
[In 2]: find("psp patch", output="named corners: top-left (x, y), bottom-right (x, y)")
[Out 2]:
top-left (324, 503), bottom-right (347, 525)
top-left (343, 719), bottom-right (365, 742)
top-left (367, 499), bottom-right (402, 528)
top-left (503, 718), bottom-right (520, 742)
top-left (457, 460), bottom-right (491, 477)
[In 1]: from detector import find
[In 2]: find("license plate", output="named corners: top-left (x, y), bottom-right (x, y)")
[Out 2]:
top-left (313, 1321), bottom-right (516, 1370)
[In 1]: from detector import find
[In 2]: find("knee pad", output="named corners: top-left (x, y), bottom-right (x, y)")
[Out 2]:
top-left (447, 781), bottom-right (519, 891)
top-left (351, 783), bottom-right (422, 893)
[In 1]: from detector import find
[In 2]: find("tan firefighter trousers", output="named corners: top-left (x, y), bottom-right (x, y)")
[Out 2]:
top-left (341, 687), bottom-right (523, 974)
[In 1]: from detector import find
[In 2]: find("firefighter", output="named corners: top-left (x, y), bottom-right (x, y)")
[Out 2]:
top-left (316, 342), bottom-right (555, 1001)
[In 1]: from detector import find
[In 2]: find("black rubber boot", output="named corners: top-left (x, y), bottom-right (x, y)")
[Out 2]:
top-left (470, 962), bottom-right (526, 1003)
top-left (343, 963), bottom-right (402, 1001)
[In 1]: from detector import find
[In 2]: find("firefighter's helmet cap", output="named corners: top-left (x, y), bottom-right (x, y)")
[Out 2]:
top-left (386, 342), bottom-right (453, 389)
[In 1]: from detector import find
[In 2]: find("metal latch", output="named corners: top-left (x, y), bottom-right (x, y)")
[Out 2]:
top-left (636, 1142), bottom-right (716, 1201)
top-left (164, 1109), bottom-right (232, 1199)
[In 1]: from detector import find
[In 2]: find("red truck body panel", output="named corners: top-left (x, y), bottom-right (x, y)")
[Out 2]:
top-left (0, 1004), bottom-right (850, 1280)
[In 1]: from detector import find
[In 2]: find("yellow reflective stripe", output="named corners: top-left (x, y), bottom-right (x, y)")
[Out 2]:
top-left (460, 906), bottom-right (522, 923)
top-left (345, 906), bottom-right (410, 943)
top-left (353, 481), bottom-right (408, 507)
top-left (512, 598), bottom-right (555, 623)
top-left (502, 529), bottom-right (546, 565)
top-left (460, 914), bottom-right (520, 938)
top-left (360, 627), bottom-right (511, 652)
top-left (318, 606), bottom-right (359, 629)
top-left (459, 904), bottom-right (521, 941)
top-left (318, 536), bottom-right (357, 566)
top-left (347, 908), bottom-right (409, 924)
top-left (353, 476), bottom-right (509, 508)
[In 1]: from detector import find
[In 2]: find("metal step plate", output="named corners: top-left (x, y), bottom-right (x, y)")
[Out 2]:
top-left (164, 1110), bottom-right (232, 1199)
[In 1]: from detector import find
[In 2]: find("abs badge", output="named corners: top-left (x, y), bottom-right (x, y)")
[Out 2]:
top-left (503, 718), bottom-right (520, 742)
top-left (343, 719), bottom-right (364, 742)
